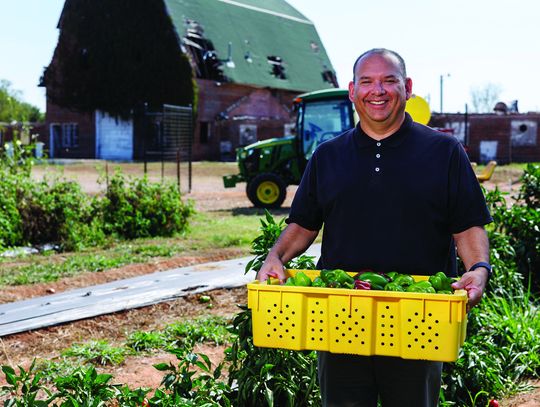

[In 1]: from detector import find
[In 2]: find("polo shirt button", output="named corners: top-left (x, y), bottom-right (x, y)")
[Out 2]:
top-left (376, 142), bottom-right (381, 147)
top-left (376, 153), bottom-right (381, 158)
top-left (375, 167), bottom-right (380, 172)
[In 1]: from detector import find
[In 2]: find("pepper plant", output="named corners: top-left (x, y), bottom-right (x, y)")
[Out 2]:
top-left (228, 209), bottom-right (320, 406)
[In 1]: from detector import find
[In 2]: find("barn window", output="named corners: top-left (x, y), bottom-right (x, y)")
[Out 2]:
top-left (51, 123), bottom-right (79, 148)
top-left (322, 69), bottom-right (338, 87)
top-left (267, 56), bottom-right (287, 79)
top-left (200, 122), bottom-right (210, 144)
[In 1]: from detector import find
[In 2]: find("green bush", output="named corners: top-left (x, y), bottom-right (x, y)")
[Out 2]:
top-left (17, 177), bottom-right (104, 251)
top-left (100, 171), bottom-right (194, 239)
top-left (0, 172), bottom-right (24, 247)
top-left (485, 166), bottom-right (540, 291)
top-left (0, 138), bottom-right (194, 251)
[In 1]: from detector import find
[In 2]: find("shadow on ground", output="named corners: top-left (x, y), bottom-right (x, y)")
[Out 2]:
top-left (224, 207), bottom-right (292, 216)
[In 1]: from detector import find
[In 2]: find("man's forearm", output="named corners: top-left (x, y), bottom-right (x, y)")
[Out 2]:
top-left (453, 226), bottom-right (490, 271)
top-left (267, 223), bottom-right (319, 264)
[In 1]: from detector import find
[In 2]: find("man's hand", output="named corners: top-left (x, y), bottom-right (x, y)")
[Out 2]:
top-left (257, 254), bottom-right (286, 283)
top-left (452, 226), bottom-right (490, 311)
top-left (451, 268), bottom-right (489, 311)
top-left (256, 223), bottom-right (319, 283)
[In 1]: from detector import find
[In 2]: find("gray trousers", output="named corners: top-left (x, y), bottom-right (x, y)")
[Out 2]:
top-left (318, 352), bottom-right (442, 407)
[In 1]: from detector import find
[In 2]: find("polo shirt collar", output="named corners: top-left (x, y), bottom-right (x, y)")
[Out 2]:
top-left (354, 113), bottom-right (413, 148)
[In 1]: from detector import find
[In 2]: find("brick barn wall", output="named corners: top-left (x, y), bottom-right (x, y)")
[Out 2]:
top-left (45, 99), bottom-right (96, 159)
top-left (430, 113), bottom-right (540, 164)
top-left (193, 79), bottom-right (299, 161)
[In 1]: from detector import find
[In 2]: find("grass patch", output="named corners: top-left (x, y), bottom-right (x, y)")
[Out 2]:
top-left (0, 211), bottom-right (265, 287)
top-left (164, 315), bottom-right (231, 347)
top-left (61, 340), bottom-right (126, 366)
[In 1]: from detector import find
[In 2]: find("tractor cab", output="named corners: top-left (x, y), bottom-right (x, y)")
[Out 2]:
top-left (294, 89), bottom-right (355, 166)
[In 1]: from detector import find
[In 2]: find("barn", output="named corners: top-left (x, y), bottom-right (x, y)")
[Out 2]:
top-left (42, 0), bottom-right (337, 161)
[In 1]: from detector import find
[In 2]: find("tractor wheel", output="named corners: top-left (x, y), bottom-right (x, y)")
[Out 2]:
top-left (247, 173), bottom-right (287, 208)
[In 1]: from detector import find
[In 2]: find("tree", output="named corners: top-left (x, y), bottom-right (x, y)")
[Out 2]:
top-left (469, 83), bottom-right (502, 113)
top-left (42, 0), bottom-right (196, 119)
top-left (0, 80), bottom-right (44, 122)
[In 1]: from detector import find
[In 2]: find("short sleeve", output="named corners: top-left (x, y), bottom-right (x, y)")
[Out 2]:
top-left (286, 154), bottom-right (323, 231)
top-left (447, 143), bottom-right (493, 233)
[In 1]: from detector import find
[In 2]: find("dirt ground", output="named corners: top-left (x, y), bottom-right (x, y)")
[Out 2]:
top-left (1, 161), bottom-right (538, 406)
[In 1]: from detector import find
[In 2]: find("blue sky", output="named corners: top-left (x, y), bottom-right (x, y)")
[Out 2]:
top-left (1, 0), bottom-right (539, 113)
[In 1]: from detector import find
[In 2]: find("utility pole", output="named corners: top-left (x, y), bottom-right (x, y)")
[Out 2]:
top-left (440, 73), bottom-right (450, 113)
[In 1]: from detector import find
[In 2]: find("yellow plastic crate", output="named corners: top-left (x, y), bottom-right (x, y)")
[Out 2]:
top-left (247, 269), bottom-right (468, 362)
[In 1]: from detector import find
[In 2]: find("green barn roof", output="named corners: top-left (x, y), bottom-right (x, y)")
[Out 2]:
top-left (163, 0), bottom-right (338, 92)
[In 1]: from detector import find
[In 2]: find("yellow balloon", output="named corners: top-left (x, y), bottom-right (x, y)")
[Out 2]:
top-left (406, 95), bottom-right (431, 125)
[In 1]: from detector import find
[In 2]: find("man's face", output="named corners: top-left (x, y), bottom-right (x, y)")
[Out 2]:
top-left (348, 53), bottom-right (412, 131)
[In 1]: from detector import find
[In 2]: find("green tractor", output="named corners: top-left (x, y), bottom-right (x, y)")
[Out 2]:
top-left (222, 88), bottom-right (430, 208)
top-left (223, 89), bottom-right (354, 208)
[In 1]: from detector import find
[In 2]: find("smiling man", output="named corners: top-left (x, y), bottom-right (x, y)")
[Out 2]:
top-left (257, 48), bottom-right (492, 406)
top-left (349, 50), bottom-right (412, 138)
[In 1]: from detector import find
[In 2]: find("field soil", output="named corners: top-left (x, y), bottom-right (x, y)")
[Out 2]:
top-left (1, 161), bottom-right (538, 406)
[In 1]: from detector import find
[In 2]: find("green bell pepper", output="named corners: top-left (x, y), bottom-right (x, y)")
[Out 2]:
top-left (384, 282), bottom-right (405, 292)
top-left (284, 277), bottom-right (296, 286)
top-left (320, 269), bottom-right (337, 285)
top-left (334, 269), bottom-right (355, 287)
top-left (393, 274), bottom-right (415, 288)
top-left (406, 280), bottom-right (436, 293)
top-left (386, 271), bottom-right (399, 281)
top-left (294, 271), bottom-right (312, 287)
top-left (312, 276), bottom-right (326, 287)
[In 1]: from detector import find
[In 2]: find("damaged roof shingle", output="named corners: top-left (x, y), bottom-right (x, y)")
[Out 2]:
top-left (164, 0), bottom-right (338, 91)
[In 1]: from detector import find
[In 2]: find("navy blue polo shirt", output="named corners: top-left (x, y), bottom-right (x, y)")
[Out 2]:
top-left (287, 113), bottom-right (492, 277)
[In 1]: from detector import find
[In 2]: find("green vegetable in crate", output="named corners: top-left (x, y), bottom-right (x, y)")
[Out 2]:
top-left (428, 272), bottom-right (454, 292)
top-left (284, 277), bottom-right (296, 286)
top-left (319, 269), bottom-right (352, 288)
top-left (294, 271), bottom-right (312, 287)
top-left (312, 276), bottom-right (326, 287)
top-left (406, 280), bottom-right (436, 293)
top-left (386, 271), bottom-right (398, 281)
top-left (334, 269), bottom-right (355, 286)
top-left (320, 269), bottom-right (337, 285)
top-left (355, 272), bottom-right (388, 290)
top-left (392, 274), bottom-right (415, 288)
top-left (384, 282), bottom-right (405, 292)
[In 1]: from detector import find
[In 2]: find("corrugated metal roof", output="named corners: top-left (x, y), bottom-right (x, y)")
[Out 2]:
top-left (163, 0), bottom-right (337, 92)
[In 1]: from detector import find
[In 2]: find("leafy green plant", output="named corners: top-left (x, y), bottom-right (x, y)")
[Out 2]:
top-left (126, 330), bottom-right (168, 352)
top-left (151, 351), bottom-right (231, 406)
top-left (0, 172), bottom-right (24, 248)
top-left (228, 210), bottom-right (320, 406)
top-left (18, 177), bottom-right (104, 251)
top-left (1, 361), bottom-right (52, 406)
top-left (100, 171), bottom-right (194, 239)
top-left (245, 209), bottom-right (316, 275)
top-left (61, 340), bottom-right (126, 365)
top-left (440, 185), bottom-right (540, 405)
top-left (226, 306), bottom-right (320, 407)
top-left (53, 366), bottom-right (117, 406)
top-left (164, 315), bottom-right (231, 348)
